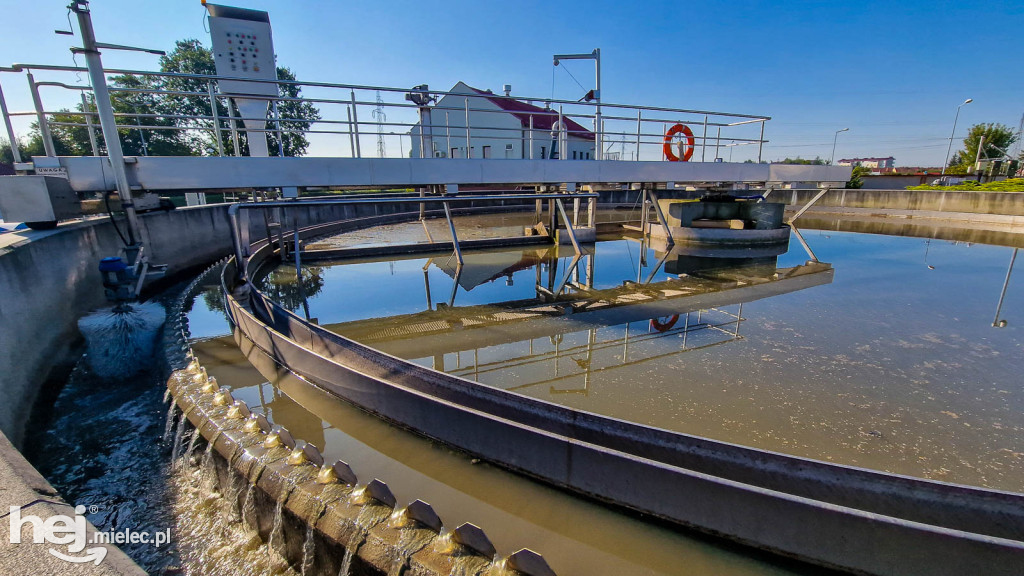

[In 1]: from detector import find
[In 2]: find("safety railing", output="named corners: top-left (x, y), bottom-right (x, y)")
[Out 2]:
top-left (0, 63), bottom-right (771, 164)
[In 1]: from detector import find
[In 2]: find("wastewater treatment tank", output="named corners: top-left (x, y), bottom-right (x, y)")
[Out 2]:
top-left (0, 176), bottom-right (1020, 576)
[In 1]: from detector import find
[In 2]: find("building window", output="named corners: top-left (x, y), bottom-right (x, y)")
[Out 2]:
top-left (585, 152), bottom-right (590, 160)
top-left (541, 146), bottom-right (547, 160)
top-left (450, 148), bottom-right (458, 159)
top-left (483, 145), bottom-right (491, 159)
top-left (573, 151), bottom-right (577, 160)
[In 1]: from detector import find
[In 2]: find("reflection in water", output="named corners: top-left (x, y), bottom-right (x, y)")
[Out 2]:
top-left (253, 224), bottom-right (1024, 493)
top-left (189, 326), bottom-right (813, 576)
top-left (199, 218), bottom-right (1024, 574)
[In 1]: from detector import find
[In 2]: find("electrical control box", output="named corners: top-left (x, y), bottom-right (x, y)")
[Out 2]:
top-left (206, 4), bottom-right (278, 97)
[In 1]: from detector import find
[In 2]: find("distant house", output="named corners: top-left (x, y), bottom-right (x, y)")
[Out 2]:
top-left (409, 82), bottom-right (595, 160)
top-left (837, 157), bottom-right (895, 170)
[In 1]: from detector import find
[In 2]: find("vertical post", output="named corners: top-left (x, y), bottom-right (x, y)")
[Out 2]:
top-left (418, 107), bottom-right (425, 159)
top-left (588, 196), bottom-right (596, 228)
top-left (72, 2), bottom-right (141, 246)
top-left (561, 105), bottom-right (569, 158)
top-left (573, 197), bottom-right (580, 226)
top-left (80, 92), bottom-right (100, 156)
top-left (640, 188), bottom-right (648, 236)
top-left (272, 99), bottom-right (285, 157)
top-left (0, 80), bottom-right (22, 163)
top-left (548, 199), bottom-right (557, 236)
top-left (635, 109), bottom-right (642, 161)
top-left (27, 72), bottom-right (56, 157)
top-left (701, 114), bottom-right (708, 162)
top-left (529, 114), bottom-right (534, 159)
top-left (207, 81), bottom-right (224, 157)
top-left (757, 120), bottom-right (765, 163)
top-left (346, 106), bottom-right (355, 158)
top-left (445, 110), bottom-right (451, 158)
top-left (715, 126), bottom-right (721, 161)
top-left (464, 98), bottom-right (471, 158)
top-left (226, 99), bottom-right (241, 157)
top-left (594, 48), bottom-right (602, 162)
top-left (350, 90), bottom-right (361, 158)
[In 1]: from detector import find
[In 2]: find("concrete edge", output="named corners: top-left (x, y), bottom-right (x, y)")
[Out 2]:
top-left (0, 429), bottom-right (146, 575)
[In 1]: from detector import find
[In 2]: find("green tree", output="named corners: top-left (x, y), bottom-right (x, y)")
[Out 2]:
top-left (1, 139), bottom-right (27, 164)
top-left (778, 157), bottom-right (827, 165)
top-left (155, 39), bottom-right (320, 157)
top-left (951, 123), bottom-right (1017, 170)
top-left (846, 166), bottom-right (870, 189)
top-left (23, 38), bottom-right (319, 157)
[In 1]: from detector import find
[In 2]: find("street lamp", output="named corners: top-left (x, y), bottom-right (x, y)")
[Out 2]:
top-left (830, 128), bottom-right (849, 165)
top-left (941, 98), bottom-right (973, 175)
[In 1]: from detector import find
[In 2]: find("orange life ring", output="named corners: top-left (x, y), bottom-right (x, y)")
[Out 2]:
top-left (649, 315), bottom-right (679, 332)
top-left (664, 124), bottom-right (695, 162)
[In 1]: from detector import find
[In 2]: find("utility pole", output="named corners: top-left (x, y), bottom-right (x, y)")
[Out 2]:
top-left (69, 0), bottom-right (164, 251)
top-left (553, 49), bottom-right (601, 160)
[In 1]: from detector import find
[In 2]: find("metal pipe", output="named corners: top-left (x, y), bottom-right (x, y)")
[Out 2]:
top-left (555, 199), bottom-right (582, 254)
top-left (27, 72), bottom-right (56, 157)
top-left (595, 48), bottom-right (601, 162)
top-left (272, 99), bottom-right (285, 157)
top-left (646, 189), bottom-right (673, 246)
top-left (0, 80), bottom-right (21, 163)
top-left (788, 187), bottom-right (831, 224)
top-left (636, 109), bottom-right (642, 161)
top-left (443, 201), bottom-right (463, 265)
top-left (529, 114), bottom-right (534, 159)
top-left (207, 81), bottom-right (224, 157)
top-left (346, 106), bottom-right (355, 158)
top-left (72, 1), bottom-right (141, 246)
top-left (350, 90), bottom-right (361, 158)
top-left (715, 126), bottom-right (721, 161)
top-left (226, 98), bottom-right (241, 156)
top-left (5, 62), bottom-right (772, 120)
top-left (561, 105), bottom-right (569, 158)
top-left (790, 225), bottom-right (818, 262)
top-left (942, 99), bottom-right (972, 175)
top-left (992, 248), bottom-right (1017, 327)
top-left (464, 98), bottom-right (471, 158)
top-left (80, 92), bottom-right (99, 156)
top-left (445, 110), bottom-right (451, 158)
top-left (701, 114), bottom-right (708, 162)
top-left (758, 120), bottom-right (765, 163)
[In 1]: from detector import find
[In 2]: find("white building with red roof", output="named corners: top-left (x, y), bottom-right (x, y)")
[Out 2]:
top-left (409, 82), bottom-right (596, 160)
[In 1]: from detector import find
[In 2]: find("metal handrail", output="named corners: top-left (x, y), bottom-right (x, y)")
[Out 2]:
top-left (1, 61), bottom-right (771, 162)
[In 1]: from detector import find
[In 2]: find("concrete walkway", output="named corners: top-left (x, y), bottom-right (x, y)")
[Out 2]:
top-left (0, 431), bottom-right (144, 575)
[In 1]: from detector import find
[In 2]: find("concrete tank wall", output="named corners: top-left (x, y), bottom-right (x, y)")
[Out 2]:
top-left (783, 188), bottom-right (1024, 216)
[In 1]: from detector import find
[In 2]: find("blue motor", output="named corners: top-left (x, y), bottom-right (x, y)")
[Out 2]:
top-left (99, 256), bottom-right (135, 306)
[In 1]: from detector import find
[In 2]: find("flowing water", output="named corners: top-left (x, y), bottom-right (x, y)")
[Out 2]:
top-left (22, 211), bottom-right (1024, 575)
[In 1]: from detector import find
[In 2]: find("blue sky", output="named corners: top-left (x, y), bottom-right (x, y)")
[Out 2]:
top-left (1, 0), bottom-right (1021, 165)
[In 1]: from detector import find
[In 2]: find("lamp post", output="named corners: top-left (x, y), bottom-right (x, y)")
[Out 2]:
top-left (830, 128), bottom-right (849, 165)
top-left (941, 98), bottom-right (973, 175)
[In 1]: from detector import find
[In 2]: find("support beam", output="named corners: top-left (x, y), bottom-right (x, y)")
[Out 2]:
top-left (443, 200), bottom-right (463, 266)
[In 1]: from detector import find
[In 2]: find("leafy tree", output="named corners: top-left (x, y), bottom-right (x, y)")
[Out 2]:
top-left (778, 157), bottom-right (827, 165)
top-left (846, 166), bottom-right (870, 189)
top-left (259, 266), bottom-right (325, 312)
top-left (155, 39), bottom-right (320, 157)
top-left (1, 138), bottom-right (27, 164)
top-left (951, 123), bottom-right (1017, 170)
top-left (22, 38), bottom-right (319, 157)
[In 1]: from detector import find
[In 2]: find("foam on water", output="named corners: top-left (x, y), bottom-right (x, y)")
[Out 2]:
top-left (78, 301), bottom-right (166, 379)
